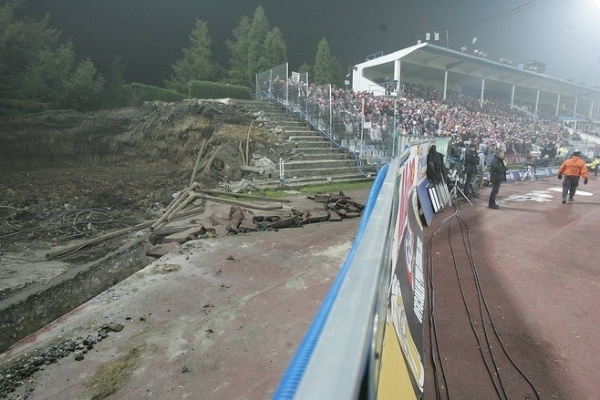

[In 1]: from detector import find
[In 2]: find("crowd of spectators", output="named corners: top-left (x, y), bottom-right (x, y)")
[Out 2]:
top-left (262, 74), bottom-right (590, 165)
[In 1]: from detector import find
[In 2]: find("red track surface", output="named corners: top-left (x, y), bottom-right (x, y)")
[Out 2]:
top-left (424, 176), bottom-right (600, 399)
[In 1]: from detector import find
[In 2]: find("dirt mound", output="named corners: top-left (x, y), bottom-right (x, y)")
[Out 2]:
top-left (0, 99), bottom-right (284, 281)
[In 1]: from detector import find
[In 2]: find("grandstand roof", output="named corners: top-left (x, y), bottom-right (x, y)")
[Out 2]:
top-left (353, 42), bottom-right (600, 104)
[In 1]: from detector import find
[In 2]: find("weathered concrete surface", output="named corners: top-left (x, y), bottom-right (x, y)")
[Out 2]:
top-left (0, 208), bottom-right (363, 399)
top-left (0, 189), bottom-right (369, 399)
top-left (0, 237), bottom-right (150, 353)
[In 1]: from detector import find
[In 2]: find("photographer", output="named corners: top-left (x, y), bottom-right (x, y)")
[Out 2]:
top-left (463, 143), bottom-right (479, 198)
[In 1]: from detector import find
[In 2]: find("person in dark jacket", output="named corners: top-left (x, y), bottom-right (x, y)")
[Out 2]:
top-left (426, 144), bottom-right (448, 185)
top-left (463, 143), bottom-right (479, 198)
top-left (488, 149), bottom-right (508, 209)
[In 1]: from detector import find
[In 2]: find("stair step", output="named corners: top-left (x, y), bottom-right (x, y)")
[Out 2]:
top-left (286, 147), bottom-right (342, 155)
top-left (232, 99), bottom-right (380, 189)
top-left (250, 173), bottom-right (377, 189)
top-left (281, 159), bottom-right (357, 171)
top-left (287, 153), bottom-right (350, 161)
top-left (278, 166), bottom-right (365, 178)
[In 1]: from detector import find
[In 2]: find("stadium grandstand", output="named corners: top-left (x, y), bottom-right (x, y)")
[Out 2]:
top-left (257, 41), bottom-right (600, 176)
top-left (351, 42), bottom-right (600, 123)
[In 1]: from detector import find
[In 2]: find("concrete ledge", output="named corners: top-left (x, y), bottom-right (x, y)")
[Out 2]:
top-left (0, 237), bottom-right (150, 353)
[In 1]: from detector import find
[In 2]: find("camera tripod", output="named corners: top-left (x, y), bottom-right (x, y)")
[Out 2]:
top-left (448, 169), bottom-right (473, 206)
top-left (522, 164), bottom-right (537, 181)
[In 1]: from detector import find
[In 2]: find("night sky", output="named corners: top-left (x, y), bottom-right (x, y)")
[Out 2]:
top-left (20, 0), bottom-right (600, 86)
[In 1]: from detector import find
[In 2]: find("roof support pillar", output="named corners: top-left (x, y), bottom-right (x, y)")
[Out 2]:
top-left (511, 85), bottom-right (515, 109)
top-left (394, 59), bottom-right (401, 94)
top-left (573, 97), bottom-right (578, 117)
top-left (535, 90), bottom-right (540, 116)
top-left (480, 78), bottom-right (485, 108)
top-left (443, 70), bottom-right (448, 101)
top-left (556, 94), bottom-right (561, 117)
top-left (590, 100), bottom-right (595, 121)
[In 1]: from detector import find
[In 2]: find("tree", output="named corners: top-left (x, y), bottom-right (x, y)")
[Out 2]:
top-left (104, 55), bottom-right (130, 108)
top-left (225, 6), bottom-right (288, 89)
top-left (60, 58), bottom-right (105, 111)
top-left (262, 27), bottom-right (287, 68)
top-left (165, 19), bottom-right (216, 93)
top-left (330, 55), bottom-right (343, 88)
top-left (298, 63), bottom-right (311, 82)
top-left (0, 2), bottom-right (110, 115)
top-left (0, 10), bottom-right (65, 97)
top-left (246, 6), bottom-right (270, 86)
top-left (313, 38), bottom-right (335, 85)
top-left (18, 42), bottom-right (75, 105)
top-left (225, 15), bottom-right (251, 87)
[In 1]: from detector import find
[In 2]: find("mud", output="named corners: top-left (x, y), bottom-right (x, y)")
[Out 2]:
top-left (0, 99), bottom-right (286, 299)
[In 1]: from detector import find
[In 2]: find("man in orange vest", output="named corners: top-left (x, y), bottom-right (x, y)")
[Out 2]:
top-left (558, 151), bottom-right (589, 204)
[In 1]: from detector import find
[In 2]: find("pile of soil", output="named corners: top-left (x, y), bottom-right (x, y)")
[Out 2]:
top-left (0, 99), bottom-right (287, 295)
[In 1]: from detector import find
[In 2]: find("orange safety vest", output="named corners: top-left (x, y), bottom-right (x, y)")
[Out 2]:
top-left (558, 156), bottom-right (589, 179)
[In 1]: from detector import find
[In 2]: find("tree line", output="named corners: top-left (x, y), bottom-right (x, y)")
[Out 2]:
top-left (0, 2), bottom-right (342, 117)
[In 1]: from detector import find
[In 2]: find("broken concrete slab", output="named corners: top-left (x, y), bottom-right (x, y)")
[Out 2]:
top-left (328, 210), bottom-right (343, 221)
top-left (146, 242), bottom-right (179, 258)
top-left (302, 208), bottom-right (329, 224)
top-left (162, 225), bottom-right (208, 244)
top-left (267, 215), bottom-right (301, 229)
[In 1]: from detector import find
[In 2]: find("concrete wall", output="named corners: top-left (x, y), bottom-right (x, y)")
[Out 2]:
top-left (0, 238), bottom-right (150, 353)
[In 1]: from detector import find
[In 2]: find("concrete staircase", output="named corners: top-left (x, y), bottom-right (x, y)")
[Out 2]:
top-left (233, 99), bottom-right (377, 189)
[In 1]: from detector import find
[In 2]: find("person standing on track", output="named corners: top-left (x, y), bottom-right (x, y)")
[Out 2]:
top-left (488, 149), bottom-right (508, 209)
top-left (463, 143), bottom-right (479, 198)
top-left (558, 151), bottom-right (589, 204)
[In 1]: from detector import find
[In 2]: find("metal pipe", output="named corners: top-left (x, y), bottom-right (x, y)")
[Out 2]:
top-left (149, 182), bottom-right (200, 232)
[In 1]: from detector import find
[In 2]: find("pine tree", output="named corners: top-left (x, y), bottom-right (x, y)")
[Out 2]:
top-left (165, 19), bottom-right (216, 93)
top-left (60, 58), bottom-right (106, 111)
top-left (262, 27), bottom-right (287, 68)
top-left (313, 38), bottom-right (334, 85)
top-left (0, 3), bottom-right (106, 114)
top-left (246, 6), bottom-right (270, 87)
top-left (225, 15), bottom-right (251, 87)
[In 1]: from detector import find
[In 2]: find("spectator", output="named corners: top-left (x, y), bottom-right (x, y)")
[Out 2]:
top-left (369, 123), bottom-right (382, 142)
top-left (476, 143), bottom-right (487, 191)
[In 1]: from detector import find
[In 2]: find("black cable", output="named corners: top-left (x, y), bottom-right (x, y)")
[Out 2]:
top-left (455, 211), bottom-right (541, 399)
top-left (455, 213), bottom-right (509, 399)
top-left (426, 208), bottom-right (457, 399)
top-left (445, 204), bottom-right (505, 399)
top-left (446, 200), bottom-right (541, 399)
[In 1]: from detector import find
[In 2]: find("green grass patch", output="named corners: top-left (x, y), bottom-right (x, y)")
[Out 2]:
top-left (254, 180), bottom-right (374, 198)
top-left (86, 346), bottom-right (144, 399)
